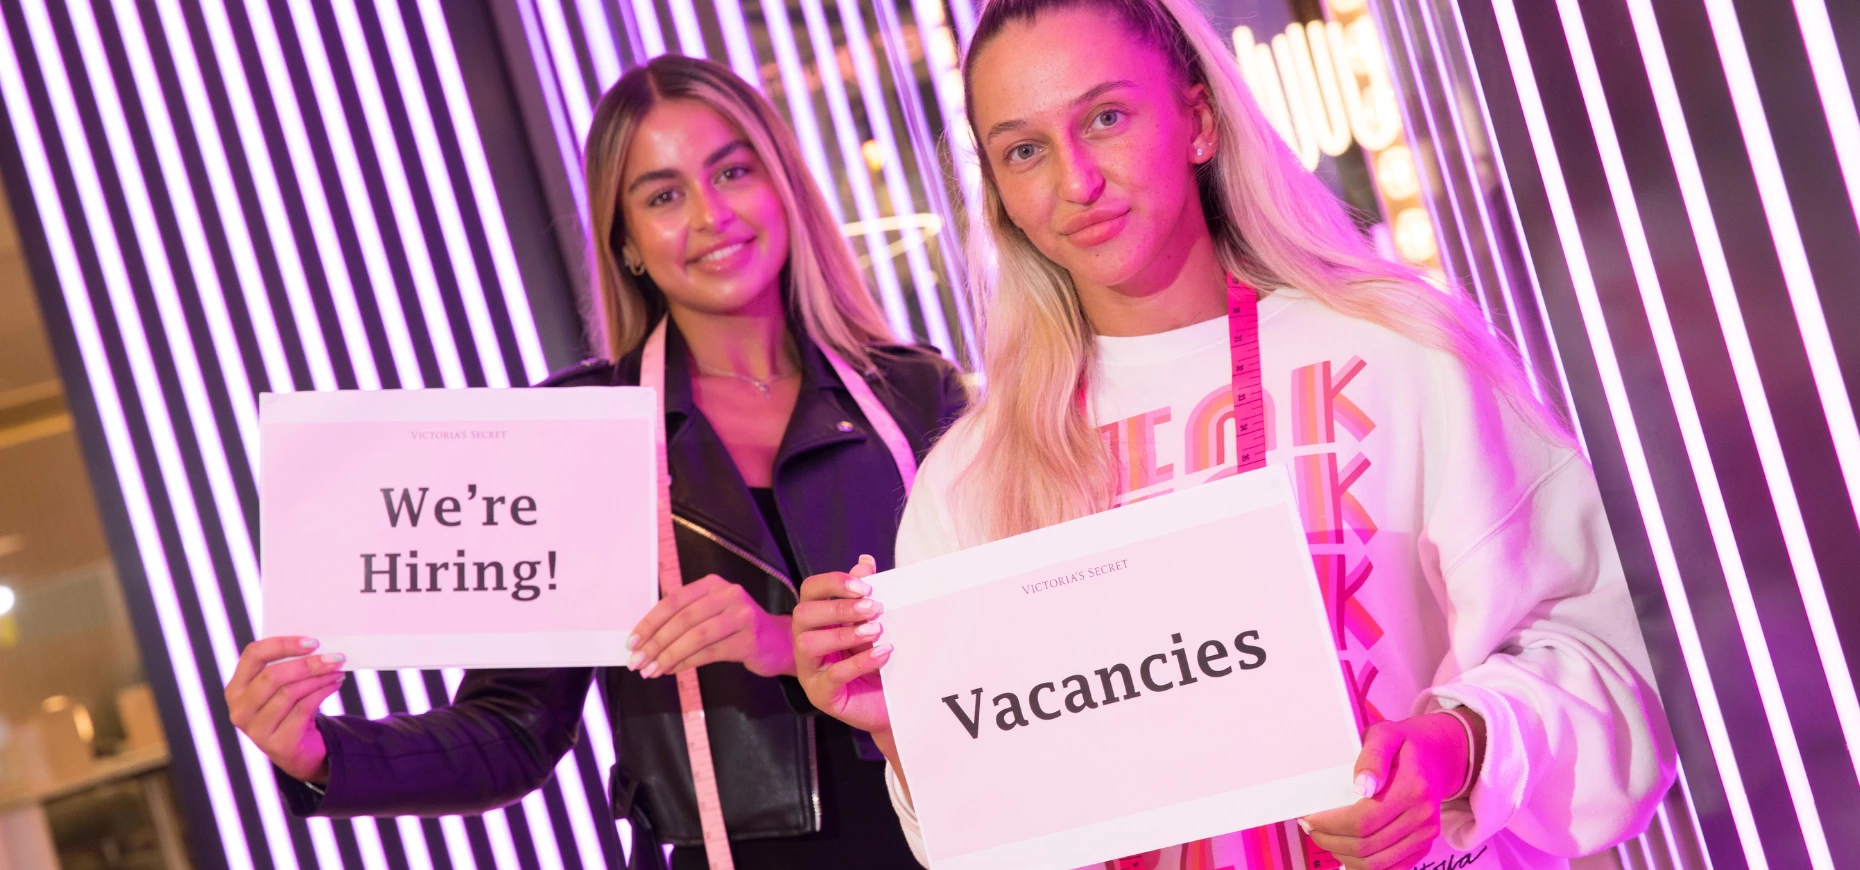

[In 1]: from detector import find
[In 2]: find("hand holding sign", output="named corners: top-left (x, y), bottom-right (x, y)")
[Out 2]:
top-left (224, 636), bottom-right (347, 783)
top-left (1301, 712), bottom-right (1484, 868)
top-left (793, 555), bottom-right (893, 737)
top-left (625, 574), bottom-right (796, 678)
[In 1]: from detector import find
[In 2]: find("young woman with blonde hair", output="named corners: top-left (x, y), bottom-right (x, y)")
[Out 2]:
top-left (793, 0), bottom-right (1675, 867)
top-left (226, 55), bottom-right (962, 869)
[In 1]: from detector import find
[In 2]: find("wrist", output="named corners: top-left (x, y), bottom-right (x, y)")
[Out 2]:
top-left (1435, 708), bottom-right (1482, 800)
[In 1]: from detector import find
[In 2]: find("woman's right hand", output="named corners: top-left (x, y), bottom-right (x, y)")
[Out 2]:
top-left (224, 637), bottom-right (347, 784)
top-left (793, 556), bottom-right (893, 736)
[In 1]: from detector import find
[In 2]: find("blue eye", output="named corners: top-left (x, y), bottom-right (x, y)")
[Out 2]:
top-left (1005, 143), bottom-right (1040, 164)
top-left (1091, 109), bottom-right (1124, 130)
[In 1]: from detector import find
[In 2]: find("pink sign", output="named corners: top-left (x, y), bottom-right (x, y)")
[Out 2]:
top-left (259, 387), bottom-right (657, 670)
top-left (870, 467), bottom-right (1360, 870)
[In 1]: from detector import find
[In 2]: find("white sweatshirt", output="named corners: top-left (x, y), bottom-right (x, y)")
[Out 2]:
top-left (882, 288), bottom-right (1676, 869)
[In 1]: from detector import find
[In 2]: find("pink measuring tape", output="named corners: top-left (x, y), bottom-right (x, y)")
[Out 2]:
top-left (641, 319), bottom-right (918, 869)
top-left (1223, 279), bottom-right (1344, 870)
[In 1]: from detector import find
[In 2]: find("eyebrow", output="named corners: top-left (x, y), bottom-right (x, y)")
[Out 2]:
top-left (983, 80), bottom-right (1138, 145)
top-left (625, 139), bottom-right (753, 194)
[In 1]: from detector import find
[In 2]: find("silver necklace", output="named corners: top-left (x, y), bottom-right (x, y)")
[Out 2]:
top-left (695, 364), bottom-right (797, 398)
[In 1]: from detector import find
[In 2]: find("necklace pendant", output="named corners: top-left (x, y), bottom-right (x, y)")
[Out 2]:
top-left (752, 381), bottom-right (772, 399)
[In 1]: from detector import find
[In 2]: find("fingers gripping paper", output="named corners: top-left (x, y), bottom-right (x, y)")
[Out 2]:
top-left (869, 467), bottom-right (1360, 870)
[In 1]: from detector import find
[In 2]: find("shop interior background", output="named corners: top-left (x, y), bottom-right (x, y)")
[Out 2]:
top-left (1, 0), bottom-right (1857, 868)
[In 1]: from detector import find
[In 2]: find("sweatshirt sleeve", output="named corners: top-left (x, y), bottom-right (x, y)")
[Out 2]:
top-left (1413, 354), bottom-right (1676, 856)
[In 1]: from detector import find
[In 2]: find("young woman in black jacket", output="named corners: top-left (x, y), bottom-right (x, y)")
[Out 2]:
top-left (223, 55), bottom-right (964, 869)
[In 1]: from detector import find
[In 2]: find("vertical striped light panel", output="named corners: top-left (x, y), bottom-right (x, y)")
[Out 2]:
top-left (0, 1), bottom-right (617, 869)
top-left (1370, 0), bottom-right (1860, 868)
top-left (500, 0), bottom-right (979, 362)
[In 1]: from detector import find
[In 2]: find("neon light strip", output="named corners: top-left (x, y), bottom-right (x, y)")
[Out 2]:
top-left (1441, 0), bottom-right (1586, 451)
top-left (627, 0), bottom-right (668, 59)
top-left (283, 0), bottom-right (450, 390)
top-left (186, 0), bottom-right (340, 392)
top-left (549, 744), bottom-right (607, 870)
top-left (834, 0), bottom-right (951, 351)
top-left (1555, 3), bottom-right (1832, 863)
top-left (709, 0), bottom-right (763, 87)
top-left (758, 0), bottom-right (843, 221)
top-left (115, 0), bottom-right (294, 398)
top-left (666, 0), bottom-right (707, 58)
top-left (68, 0), bottom-right (263, 627)
top-left (871, 0), bottom-right (975, 354)
top-left (59, 5), bottom-right (308, 868)
top-left (392, 672), bottom-right (479, 870)
top-left (1487, 1), bottom-right (1768, 864)
top-left (535, 0), bottom-right (593, 139)
top-left (329, 1), bottom-right (472, 392)
top-left (796, 0), bottom-right (913, 336)
top-left (238, 0), bottom-right (385, 390)
top-left (574, 0), bottom-right (623, 88)
top-left (350, 676), bottom-right (435, 870)
top-left (417, 0), bottom-right (551, 385)
top-left (511, 0), bottom-right (592, 231)
top-left (1791, 0), bottom-right (1860, 256)
top-left (0, 11), bottom-right (255, 866)
top-left (78, 0), bottom-right (258, 459)
top-left (1699, 0), bottom-right (1860, 549)
top-left (345, 0), bottom-right (511, 390)
top-left (1406, 4), bottom-right (1540, 397)
top-left (1627, 0), bottom-right (1860, 802)
top-left (948, 0), bottom-right (977, 48)
top-left (1373, 6), bottom-right (1494, 326)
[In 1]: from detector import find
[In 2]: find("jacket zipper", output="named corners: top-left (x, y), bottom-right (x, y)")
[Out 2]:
top-left (669, 512), bottom-right (820, 827)
top-left (670, 514), bottom-right (799, 599)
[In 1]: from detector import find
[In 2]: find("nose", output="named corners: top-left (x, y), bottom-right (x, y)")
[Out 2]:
top-left (1055, 139), bottom-right (1105, 205)
top-left (690, 183), bottom-right (736, 233)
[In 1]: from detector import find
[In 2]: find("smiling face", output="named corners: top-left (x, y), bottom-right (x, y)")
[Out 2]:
top-left (617, 99), bottom-right (791, 318)
top-left (967, 6), bottom-right (1216, 295)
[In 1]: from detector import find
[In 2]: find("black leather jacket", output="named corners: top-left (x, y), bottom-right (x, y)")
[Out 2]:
top-left (277, 322), bottom-right (966, 863)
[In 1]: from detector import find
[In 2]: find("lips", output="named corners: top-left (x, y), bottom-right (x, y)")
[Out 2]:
top-left (1058, 206), bottom-right (1131, 248)
top-left (688, 237), bottom-right (754, 265)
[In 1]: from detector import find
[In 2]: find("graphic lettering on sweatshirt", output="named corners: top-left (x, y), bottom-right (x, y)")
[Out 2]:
top-left (1099, 357), bottom-right (1384, 660)
top-left (1100, 357), bottom-right (1389, 870)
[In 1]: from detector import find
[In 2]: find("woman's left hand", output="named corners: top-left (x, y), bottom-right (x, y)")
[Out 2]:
top-left (626, 574), bottom-right (794, 678)
top-left (1300, 710), bottom-right (1483, 870)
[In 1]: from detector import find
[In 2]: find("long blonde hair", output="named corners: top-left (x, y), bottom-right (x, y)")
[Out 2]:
top-left (952, 0), bottom-right (1569, 543)
top-left (583, 55), bottom-right (893, 368)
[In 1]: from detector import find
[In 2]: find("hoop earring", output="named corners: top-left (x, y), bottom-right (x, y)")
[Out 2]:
top-left (626, 259), bottom-right (645, 277)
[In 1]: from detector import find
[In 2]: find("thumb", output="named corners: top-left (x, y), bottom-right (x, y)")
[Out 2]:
top-left (1353, 722), bottom-right (1402, 798)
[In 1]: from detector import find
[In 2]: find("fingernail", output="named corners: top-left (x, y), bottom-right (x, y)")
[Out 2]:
top-left (858, 554), bottom-right (875, 567)
top-left (1297, 818), bottom-right (1313, 835)
top-left (626, 634), bottom-right (639, 651)
top-left (321, 653), bottom-right (345, 666)
top-left (626, 652), bottom-right (644, 671)
top-left (1353, 772), bottom-right (1378, 797)
top-left (854, 622), bottom-right (882, 638)
top-left (641, 661), bottom-right (661, 679)
top-left (870, 643), bottom-right (893, 656)
top-left (299, 637), bottom-right (318, 649)
top-left (854, 598), bottom-right (878, 615)
top-left (848, 579), bottom-right (872, 596)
